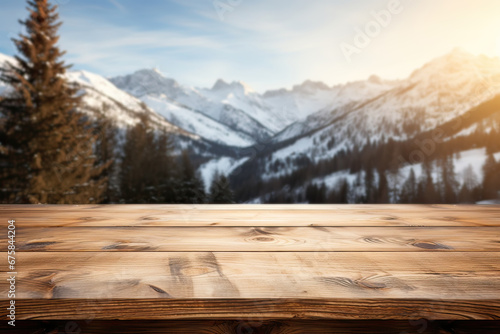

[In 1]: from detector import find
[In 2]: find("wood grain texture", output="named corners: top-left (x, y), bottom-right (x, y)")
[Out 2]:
top-left (5, 226), bottom-right (500, 252)
top-left (3, 320), bottom-right (500, 333)
top-left (4, 320), bottom-right (500, 334)
top-left (1, 252), bottom-right (499, 300)
top-left (2, 204), bottom-right (500, 226)
top-left (2, 299), bottom-right (500, 320)
top-left (1, 204), bottom-right (499, 324)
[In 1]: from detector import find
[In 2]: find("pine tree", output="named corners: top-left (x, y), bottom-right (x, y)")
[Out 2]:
top-left (364, 166), bottom-right (375, 203)
top-left (419, 159), bottom-right (438, 203)
top-left (458, 165), bottom-right (479, 203)
top-left (120, 114), bottom-right (154, 203)
top-left (156, 129), bottom-right (176, 203)
top-left (209, 172), bottom-right (234, 204)
top-left (119, 116), bottom-right (176, 204)
top-left (338, 178), bottom-right (350, 203)
top-left (176, 150), bottom-right (206, 204)
top-left (375, 169), bottom-right (389, 203)
top-left (482, 153), bottom-right (499, 200)
top-left (306, 183), bottom-right (326, 204)
top-left (399, 168), bottom-right (417, 203)
top-left (93, 115), bottom-right (117, 203)
top-left (0, 0), bottom-right (105, 204)
top-left (439, 156), bottom-right (459, 204)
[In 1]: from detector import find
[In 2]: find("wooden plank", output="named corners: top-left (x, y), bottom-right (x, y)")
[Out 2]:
top-left (1, 205), bottom-right (499, 323)
top-left (4, 320), bottom-right (500, 333)
top-left (3, 299), bottom-right (499, 321)
top-left (1, 252), bottom-right (499, 300)
top-left (2, 204), bottom-right (500, 226)
top-left (5, 226), bottom-right (500, 252)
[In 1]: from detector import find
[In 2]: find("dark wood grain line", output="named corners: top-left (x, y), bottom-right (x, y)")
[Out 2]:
top-left (3, 299), bottom-right (500, 320)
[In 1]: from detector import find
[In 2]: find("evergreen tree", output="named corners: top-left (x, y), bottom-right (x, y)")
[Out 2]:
top-left (415, 180), bottom-right (426, 204)
top-left (338, 178), bottom-right (350, 203)
top-left (419, 159), bottom-right (438, 203)
top-left (120, 114), bottom-right (156, 203)
top-left (399, 168), bottom-right (417, 203)
top-left (482, 153), bottom-right (499, 200)
top-left (120, 117), bottom-right (176, 204)
top-left (176, 150), bottom-right (206, 204)
top-left (375, 169), bottom-right (389, 203)
top-left (458, 165), bottom-right (481, 204)
top-left (209, 172), bottom-right (234, 204)
top-left (156, 129), bottom-right (176, 203)
top-left (438, 156), bottom-right (459, 203)
top-left (0, 0), bottom-right (105, 204)
top-left (93, 115), bottom-right (117, 203)
top-left (306, 182), bottom-right (326, 204)
top-left (364, 166), bottom-right (375, 203)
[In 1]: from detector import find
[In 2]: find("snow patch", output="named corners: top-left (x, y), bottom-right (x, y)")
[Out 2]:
top-left (199, 157), bottom-right (249, 192)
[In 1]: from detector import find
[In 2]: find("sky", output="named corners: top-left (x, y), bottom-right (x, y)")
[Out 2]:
top-left (1, 0), bottom-right (500, 92)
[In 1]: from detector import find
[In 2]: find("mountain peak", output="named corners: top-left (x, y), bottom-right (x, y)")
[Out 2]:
top-left (368, 74), bottom-right (382, 84)
top-left (212, 78), bottom-right (230, 90)
top-left (110, 68), bottom-right (183, 98)
top-left (449, 47), bottom-right (470, 57)
top-left (211, 79), bottom-right (254, 94)
top-left (408, 48), bottom-right (482, 82)
top-left (293, 80), bottom-right (330, 92)
top-left (133, 68), bottom-right (167, 79)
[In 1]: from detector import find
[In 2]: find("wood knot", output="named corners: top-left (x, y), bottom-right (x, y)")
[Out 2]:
top-left (411, 241), bottom-right (453, 250)
top-left (362, 237), bottom-right (384, 244)
top-left (253, 237), bottom-right (275, 243)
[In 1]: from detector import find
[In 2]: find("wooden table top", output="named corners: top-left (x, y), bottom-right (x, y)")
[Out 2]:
top-left (1, 204), bottom-right (500, 324)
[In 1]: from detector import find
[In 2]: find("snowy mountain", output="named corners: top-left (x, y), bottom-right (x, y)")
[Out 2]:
top-left (111, 70), bottom-right (274, 145)
top-left (266, 49), bottom-right (500, 169)
top-left (0, 53), bottom-right (232, 159)
top-left (229, 49), bottom-right (500, 202)
top-left (271, 76), bottom-right (398, 142)
top-left (0, 54), bottom-right (180, 132)
top-left (110, 69), bottom-right (386, 144)
top-left (2, 48), bottom-right (500, 203)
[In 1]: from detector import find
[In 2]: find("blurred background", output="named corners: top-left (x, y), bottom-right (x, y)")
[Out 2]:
top-left (1, 0), bottom-right (499, 204)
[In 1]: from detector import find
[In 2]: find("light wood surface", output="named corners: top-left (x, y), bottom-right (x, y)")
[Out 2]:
top-left (2, 252), bottom-right (499, 300)
top-left (2, 204), bottom-right (500, 226)
top-left (0, 204), bottom-right (499, 323)
top-left (4, 226), bottom-right (500, 252)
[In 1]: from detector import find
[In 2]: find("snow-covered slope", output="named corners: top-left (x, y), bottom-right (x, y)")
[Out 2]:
top-left (140, 94), bottom-right (254, 147)
top-left (66, 70), bottom-right (165, 128)
top-left (0, 53), bottom-right (204, 151)
top-left (110, 68), bottom-right (399, 146)
top-left (111, 70), bottom-right (273, 143)
top-left (272, 76), bottom-right (397, 142)
top-left (231, 49), bottom-right (500, 201)
top-left (267, 49), bottom-right (500, 165)
top-left (3, 49), bottom-right (500, 199)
